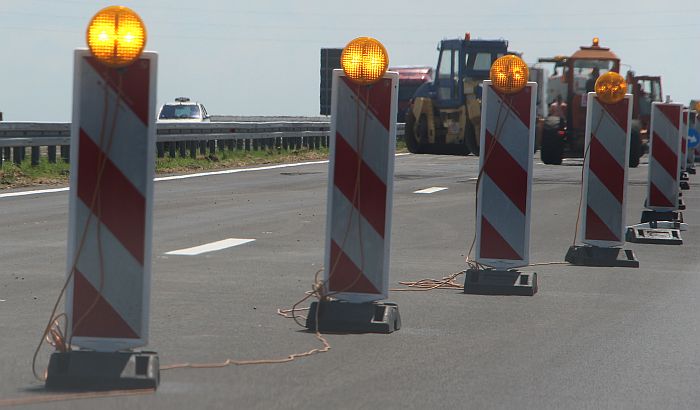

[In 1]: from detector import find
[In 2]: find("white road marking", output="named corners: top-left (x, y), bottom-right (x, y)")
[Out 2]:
top-left (0, 153), bottom-right (412, 199)
top-left (165, 238), bottom-right (255, 256)
top-left (414, 187), bottom-right (448, 194)
top-left (0, 187), bottom-right (69, 199)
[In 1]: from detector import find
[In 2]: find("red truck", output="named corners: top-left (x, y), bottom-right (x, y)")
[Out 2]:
top-left (389, 66), bottom-right (433, 122)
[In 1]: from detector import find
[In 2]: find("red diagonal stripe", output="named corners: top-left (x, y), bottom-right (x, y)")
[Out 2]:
top-left (598, 98), bottom-right (629, 131)
top-left (585, 206), bottom-right (620, 242)
top-left (479, 216), bottom-right (522, 260)
top-left (493, 86), bottom-right (532, 128)
top-left (649, 183), bottom-right (674, 208)
top-left (333, 132), bottom-right (387, 237)
top-left (340, 76), bottom-right (391, 131)
top-left (483, 130), bottom-right (527, 214)
top-left (72, 269), bottom-right (139, 339)
top-left (589, 134), bottom-right (624, 204)
top-left (85, 56), bottom-right (150, 126)
top-left (328, 240), bottom-right (380, 294)
top-left (656, 104), bottom-right (680, 128)
top-left (651, 131), bottom-right (679, 179)
top-left (78, 130), bottom-right (146, 265)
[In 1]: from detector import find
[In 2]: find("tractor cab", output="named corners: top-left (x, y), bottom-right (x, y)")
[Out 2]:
top-left (431, 35), bottom-right (509, 109)
top-left (405, 34), bottom-right (511, 156)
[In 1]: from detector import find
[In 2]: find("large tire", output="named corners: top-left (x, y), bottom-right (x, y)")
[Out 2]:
top-left (464, 123), bottom-right (479, 156)
top-left (629, 130), bottom-right (641, 168)
top-left (541, 130), bottom-right (563, 165)
top-left (404, 111), bottom-right (424, 154)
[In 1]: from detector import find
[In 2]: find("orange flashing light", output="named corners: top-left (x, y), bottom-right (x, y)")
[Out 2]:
top-left (87, 6), bottom-right (146, 68)
top-left (489, 55), bottom-right (529, 94)
top-left (340, 37), bottom-right (389, 85)
top-left (595, 71), bottom-right (627, 104)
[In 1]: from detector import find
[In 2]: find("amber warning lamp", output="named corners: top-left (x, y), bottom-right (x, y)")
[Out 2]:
top-left (86, 5), bottom-right (147, 68)
top-left (340, 37), bottom-right (389, 85)
top-left (489, 55), bottom-right (529, 94)
top-left (595, 71), bottom-right (627, 104)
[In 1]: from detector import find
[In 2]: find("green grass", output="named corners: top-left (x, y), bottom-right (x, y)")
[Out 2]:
top-left (1, 139), bottom-right (407, 189)
top-left (1, 158), bottom-right (70, 187)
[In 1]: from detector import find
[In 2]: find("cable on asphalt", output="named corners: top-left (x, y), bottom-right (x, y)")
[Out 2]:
top-left (160, 82), bottom-right (376, 372)
top-left (31, 70), bottom-right (124, 382)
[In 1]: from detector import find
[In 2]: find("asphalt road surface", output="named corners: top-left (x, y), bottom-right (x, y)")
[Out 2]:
top-left (1, 153), bottom-right (700, 409)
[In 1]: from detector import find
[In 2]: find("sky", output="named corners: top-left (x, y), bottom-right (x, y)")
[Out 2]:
top-left (0, 0), bottom-right (698, 121)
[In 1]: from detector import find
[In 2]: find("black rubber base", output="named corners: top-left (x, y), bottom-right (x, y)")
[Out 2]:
top-left (688, 167), bottom-right (696, 175)
top-left (641, 210), bottom-right (683, 224)
top-left (463, 269), bottom-right (537, 296)
top-left (626, 225), bottom-right (683, 245)
top-left (681, 181), bottom-right (690, 190)
top-left (45, 351), bottom-right (159, 391)
top-left (305, 301), bottom-right (401, 333)
top-left (565, 245), bottom-right (639, 268)
top-left (681, 171), bottom-right (689, 181)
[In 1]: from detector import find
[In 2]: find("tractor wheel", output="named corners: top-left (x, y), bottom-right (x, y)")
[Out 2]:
top-left (404, 111), bottom-right (424, 154)
top-left (629, 130), bottom-right (642, 168)
top-left (464, 123), bottom-right (479, 156)
top-left (541, 129), bottom-right (563, 165)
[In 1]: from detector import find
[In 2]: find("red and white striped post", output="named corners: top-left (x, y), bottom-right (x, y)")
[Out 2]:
top-left (46, 47), bottom-right (159, 389)
top-left (680, 109), bottom-right (691, 190)
top-left (306, 60), bottom-right (401, 332)
top-left (465, 79), bottom-right (538, 295)
top-left (643, 102), bottom-right (683, 220)
top-left (689, 111), bottom-right (697, 173)
top-left (565, 92), bottom-right (638, 267)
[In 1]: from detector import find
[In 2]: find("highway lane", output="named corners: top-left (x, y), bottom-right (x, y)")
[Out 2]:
top-left (1, 154), bottom-right (700, 409)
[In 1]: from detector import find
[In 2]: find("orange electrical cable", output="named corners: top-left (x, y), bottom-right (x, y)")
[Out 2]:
top-left (32, 70), bottom-right (124, 381)
top-left (160, 81), bottom-right (378, 373)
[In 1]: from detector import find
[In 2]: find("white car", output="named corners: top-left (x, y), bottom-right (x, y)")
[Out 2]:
top-left (157, 97), bottom-right (210, 123)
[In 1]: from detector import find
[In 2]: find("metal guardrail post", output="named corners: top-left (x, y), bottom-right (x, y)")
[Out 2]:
top-left (156, 142), bottom-right (165, 158)
top-left (199, 140), bottom-right (206, 156)
top-left (60, 145), bottom-right (70, 163)
top-left (31, 147), bottom-right (39, 166)
top-left (13, 147), bottom-right (22, 165)
top-left (48, 146), bottom-right (57, 163)
top-left (178, 142), bottom-right (186, 158)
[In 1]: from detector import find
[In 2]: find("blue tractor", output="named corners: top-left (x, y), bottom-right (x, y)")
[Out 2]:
top-left (404, 35), bottom-right (510, 155)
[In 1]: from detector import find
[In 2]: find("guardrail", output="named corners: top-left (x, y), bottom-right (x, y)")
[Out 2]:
top-left (0, 121), bottom-right (406, 166)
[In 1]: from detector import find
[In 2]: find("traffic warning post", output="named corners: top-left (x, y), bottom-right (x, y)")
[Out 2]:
top-left (464, 58), bottom-right (538, 296)
top-left (689, 111), bottom-right (698, 174)
top-left (680, 109), bottom-right (690, 190)
top-left (46, 6), bottom-right (159, 390)
top-left (565, 90), bottom-right (639, 267)
top-left (627, 101), bottom-right (685, 245)
top-left (306, 37), bottom-right (400, 333)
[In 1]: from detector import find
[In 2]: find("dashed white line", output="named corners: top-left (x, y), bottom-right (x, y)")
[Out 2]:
top-left (414, 187), bottom-right (448, 194)
top-left (165, 238), bottom-right (255, 256)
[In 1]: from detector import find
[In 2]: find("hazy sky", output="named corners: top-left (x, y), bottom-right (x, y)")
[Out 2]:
top-left (0, 0), bottom-right (698, 121)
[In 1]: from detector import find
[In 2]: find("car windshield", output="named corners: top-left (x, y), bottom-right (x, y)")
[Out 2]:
top-left (159, 104), bottom-right (201, 119)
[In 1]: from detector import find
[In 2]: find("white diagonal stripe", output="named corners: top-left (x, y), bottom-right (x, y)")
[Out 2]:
top-left (326, 186), bottom-right (385, 293)
top-left (651, 103), bottom-right (682, 157)
top-left (166, 238), bottom-right (255, 256)
top-left (478, 173), bottom-right (526, 262)
top-left (71, 199), bottom-right (143, 335)
top-left (414, 187), bottom-right (448, 194)
top-left (589, 98), bottom-right (628, 163)
top-left (483, 84), bottom-right (532, 172)
top-left (584, 172), bottom-right (623, 243)
top-left (335, 79), bottom-right (390, 184)
top-left (79, 60), bottom-right (150, 196)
